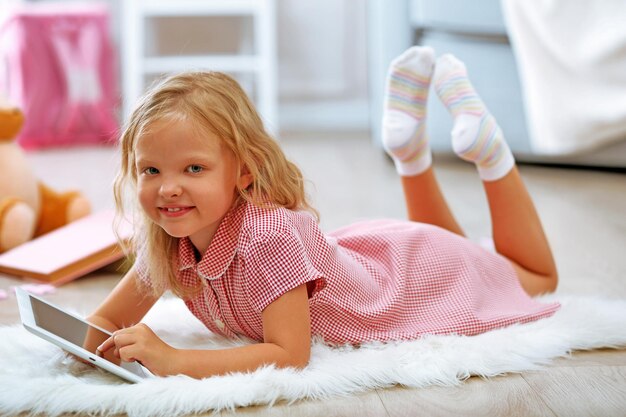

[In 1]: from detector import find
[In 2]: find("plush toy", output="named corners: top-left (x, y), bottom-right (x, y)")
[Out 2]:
top-left (0, 99), bottom-right (91, 253)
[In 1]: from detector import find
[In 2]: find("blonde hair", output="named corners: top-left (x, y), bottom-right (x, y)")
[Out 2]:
top-left (114, 71), bottom-right (316, 298)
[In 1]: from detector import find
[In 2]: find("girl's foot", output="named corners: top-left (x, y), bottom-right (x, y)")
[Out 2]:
top-left (382, 46), bottom-right (435, 176)
top-left (433, 54), bottom-right (515, 181)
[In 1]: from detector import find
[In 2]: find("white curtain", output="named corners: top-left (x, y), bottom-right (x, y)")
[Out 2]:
top-left (502, 0), bottom-right (626, 155)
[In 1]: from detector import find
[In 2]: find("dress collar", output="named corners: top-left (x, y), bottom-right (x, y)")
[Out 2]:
top-left (177, 201), bottom-right (247, 280)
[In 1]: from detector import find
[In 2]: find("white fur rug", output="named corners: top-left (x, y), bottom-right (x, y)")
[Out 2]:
top-left (1, 294), bottom-right (626, 417)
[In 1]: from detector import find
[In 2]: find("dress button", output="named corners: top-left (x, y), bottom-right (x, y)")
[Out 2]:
top-left (214, 319), bottom-right (225, 330)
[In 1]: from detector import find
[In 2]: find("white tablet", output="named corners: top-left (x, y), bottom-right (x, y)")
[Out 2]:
top-left (15, 287), bottom-right (154, 383)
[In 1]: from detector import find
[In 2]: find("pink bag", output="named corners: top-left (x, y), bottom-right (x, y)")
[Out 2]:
top-left (0, 3), bottom-right (119, 148)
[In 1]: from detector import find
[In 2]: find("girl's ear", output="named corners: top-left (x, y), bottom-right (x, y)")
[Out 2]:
top-left (238, 166), bottom-right (253, 190)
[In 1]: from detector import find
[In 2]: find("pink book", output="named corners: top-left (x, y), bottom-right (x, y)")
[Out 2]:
top-left (0, 210), bottom-right (132, 284)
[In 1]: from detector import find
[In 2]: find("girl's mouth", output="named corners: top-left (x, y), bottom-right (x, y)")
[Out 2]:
top-left (159, 206), bottom-right (193, 217)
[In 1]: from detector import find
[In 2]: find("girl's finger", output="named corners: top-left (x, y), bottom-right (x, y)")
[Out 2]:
top-left (96, 335), bottom-right (115, 354)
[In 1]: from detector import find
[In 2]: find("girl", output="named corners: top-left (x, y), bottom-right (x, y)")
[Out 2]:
top-left (92, 46), bottom-right (559, 379)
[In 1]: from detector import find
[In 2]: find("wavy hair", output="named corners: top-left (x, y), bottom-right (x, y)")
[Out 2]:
top-left (114, 72), bottom-right (316, 298)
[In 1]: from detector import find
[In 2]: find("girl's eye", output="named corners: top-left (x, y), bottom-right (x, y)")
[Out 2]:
top-left (143, 167), bottom-right (159, 175)
top-left (186, 165), bottom-right (203, 174)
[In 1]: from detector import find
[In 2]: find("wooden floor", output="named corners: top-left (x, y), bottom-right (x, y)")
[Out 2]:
top-left (1, 132), bottom-right (625, 416)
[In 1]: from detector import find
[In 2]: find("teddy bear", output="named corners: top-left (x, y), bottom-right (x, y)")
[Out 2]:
top-left (0, 98), bottom-right (91, 253)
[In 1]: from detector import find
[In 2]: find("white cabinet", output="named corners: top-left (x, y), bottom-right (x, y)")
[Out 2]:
top-left (410, 0), bottom-right (531, 154)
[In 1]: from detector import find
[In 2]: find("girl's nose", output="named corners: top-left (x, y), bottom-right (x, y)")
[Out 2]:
top-left (159, 180), bottom-right (182, 198)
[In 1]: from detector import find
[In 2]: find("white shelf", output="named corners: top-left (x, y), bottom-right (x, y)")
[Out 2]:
top-left (139, 0), bottom-right (264, 17)
top-left (142, 55), bottom-right (262, 74)
top-left (121, 0), bottom-right (277, 129)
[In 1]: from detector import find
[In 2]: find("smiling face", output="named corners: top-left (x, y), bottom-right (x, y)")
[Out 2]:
top-left (135, 117), bottom-right (251, 254)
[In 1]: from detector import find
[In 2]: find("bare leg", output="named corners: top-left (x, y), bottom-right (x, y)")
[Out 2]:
top-left (402, 165), bottom-right (558, 295)
top-left (401, 167), bottom-right (464, 236)
top-left (483, 167), bottom-right (558, 295)
top-left (433, 54), bottom-right (557, 295)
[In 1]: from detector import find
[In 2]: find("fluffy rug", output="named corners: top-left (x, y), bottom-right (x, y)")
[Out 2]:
top-left (1, 294), bottom-right (626, 417)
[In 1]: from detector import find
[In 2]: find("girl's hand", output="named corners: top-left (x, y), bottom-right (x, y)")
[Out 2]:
top-left (97, 323), bottom-right (177, 376)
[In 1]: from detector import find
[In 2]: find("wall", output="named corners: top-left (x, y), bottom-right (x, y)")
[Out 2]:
top-left (276, 0), bottom-right (369, 130)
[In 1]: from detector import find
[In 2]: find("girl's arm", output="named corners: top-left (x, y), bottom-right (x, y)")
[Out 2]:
top-left (176, 282), bottom-right (312, 377)
top-left (98, 283), bottom-right (312, 377)
top-left (86, 265), bottom-right (162, 333)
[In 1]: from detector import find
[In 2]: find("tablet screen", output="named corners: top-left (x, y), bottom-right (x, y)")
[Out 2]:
top-left (30, 296), bottom-right (144, 377)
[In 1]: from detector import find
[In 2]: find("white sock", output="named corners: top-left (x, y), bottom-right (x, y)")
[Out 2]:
top-left (382, 46), bottom-right (435, 177)
top-left (433, 54), bottom-right (515, 181)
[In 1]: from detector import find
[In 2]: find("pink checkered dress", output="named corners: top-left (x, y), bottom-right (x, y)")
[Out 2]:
top-left (148, 201), bottom-right (559, 345)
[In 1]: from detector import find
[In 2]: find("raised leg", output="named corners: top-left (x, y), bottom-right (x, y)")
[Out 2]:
top-left (382, 47), bottom-right (464, 235)
top-left (401, 168), bottom-right (464, 235)
top-left (483, 168), bottom-right (558, 295)
top-left (433, 54), bottom-right (557, 295)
